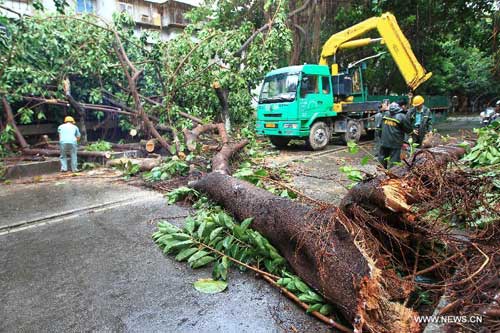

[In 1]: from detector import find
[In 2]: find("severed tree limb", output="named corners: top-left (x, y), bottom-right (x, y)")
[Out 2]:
top-left (183, 123), bottom-right (228, 152)
top-left (2, 96), bottom-right (28, 149)
top-left (211, 140), bottom-right (249, 175)
top-left (112, 32), bottom-right (171, 153)
top-left (212, 82), bottom-right (231, 132)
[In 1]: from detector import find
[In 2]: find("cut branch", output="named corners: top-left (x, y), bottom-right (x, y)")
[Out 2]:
top-left (112, 33), bottom-right (171, 153)
top-left (211, 140), bottom-right (248, 175)
top-left (183, 123), bottom-right (227, 152)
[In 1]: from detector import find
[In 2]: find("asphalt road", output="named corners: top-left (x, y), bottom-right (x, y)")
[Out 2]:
top-left (0, 180), bottom-right (327, 333)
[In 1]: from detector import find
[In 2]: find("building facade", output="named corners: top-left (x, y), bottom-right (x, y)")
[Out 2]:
top-left (1, 0), bottom-right (199, 40)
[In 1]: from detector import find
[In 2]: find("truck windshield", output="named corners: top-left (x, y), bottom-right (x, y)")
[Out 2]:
top-left (259, 73), bottom-right (299, 103)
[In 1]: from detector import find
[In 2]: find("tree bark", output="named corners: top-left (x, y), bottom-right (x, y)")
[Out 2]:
top-left (106, 157), bottom-right (161, 171)
top-left (2, 96), bottom-right (28, 149)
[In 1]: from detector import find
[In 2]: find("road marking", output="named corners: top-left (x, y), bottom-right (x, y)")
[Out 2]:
top-left (0, 197), bottom-right (157, 236)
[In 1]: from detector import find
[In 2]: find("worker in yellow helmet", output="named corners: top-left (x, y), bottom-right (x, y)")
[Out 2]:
top-left (407, 95), bottom-right (432, 145)
top-left (58, 116), bottom-right (81, 172)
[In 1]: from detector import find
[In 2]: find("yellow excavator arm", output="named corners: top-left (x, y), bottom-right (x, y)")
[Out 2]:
top-left (319, 12), bottom-right (432, 91)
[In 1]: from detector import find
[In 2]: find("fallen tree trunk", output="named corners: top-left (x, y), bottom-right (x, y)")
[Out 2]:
top-left (190, 173), bottom-right (418, 333)
top-left (190, 143), bottom-right (474, 332)
top-left (23, 148), bottom-right (112, 159)
top-left (341, 144), bottom-right (470, 214)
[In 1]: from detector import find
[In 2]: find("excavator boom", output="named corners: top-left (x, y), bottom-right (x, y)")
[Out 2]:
top-left (319, 12), bottom-right (432, 90)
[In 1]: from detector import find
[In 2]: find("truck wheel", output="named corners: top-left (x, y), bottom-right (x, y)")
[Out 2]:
top-left (306, 121), bottom-right (330, 151)
top-left (269, 136), bottom-right (291, 149)
top-left (343, 119), bottom-right (362, 144)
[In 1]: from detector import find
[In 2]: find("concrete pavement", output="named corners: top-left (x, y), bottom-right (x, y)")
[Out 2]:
top-left (0, 179), bottom-right (327, 333)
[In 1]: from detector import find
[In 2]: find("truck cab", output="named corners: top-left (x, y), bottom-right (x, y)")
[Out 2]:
top-left (256, 64), bottom-right (337, 150)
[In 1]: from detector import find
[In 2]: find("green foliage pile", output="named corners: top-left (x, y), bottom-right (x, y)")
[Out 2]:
top-left (152, 206), bottom-right (334, 315)
top-left (233, 161), bottom-right (298, 199)
top-left (113, 160), bottom-right (141, 180)
top-left (463, 121), bottom-right (500, 167)
top-left (143, 157), bottom-right (190, 182)
top-left (85, 140), bottom-right (112, 152)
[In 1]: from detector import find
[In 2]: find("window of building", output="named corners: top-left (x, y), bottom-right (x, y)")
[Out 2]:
top-left (4, 0), bottom-right (30, 11)
top-left (118, 2), bottom-right (134, 16)
top-left (76, 0), bottom-right (95, 13)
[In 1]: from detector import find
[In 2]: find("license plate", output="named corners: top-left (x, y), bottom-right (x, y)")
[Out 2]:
top-left (265, 123), bottom-right (277, 128)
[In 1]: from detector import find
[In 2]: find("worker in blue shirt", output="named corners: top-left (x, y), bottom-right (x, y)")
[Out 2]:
top-left (58, 116), bottom-right (81, 172)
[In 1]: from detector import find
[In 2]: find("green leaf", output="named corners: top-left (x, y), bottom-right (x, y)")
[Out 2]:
top-left (221, 256), bottom-right (229, 269)
top-left (193, 279), bottom-right (227, 293)
top-left (175, 247), bottom-right (198, 262)
top-left (209, 227), bottom-right (224, 241)
top-left (187, 250), bottom-right (210, 263)
top-left (240, 218), bottom-right (253, 231)
top-left (222, 235), bottom-right (233, 249)
top-left (171, 233), bottom-right (191, 240)
top-left (277, 277), bottom-right (291, 286)
top-left (319, 304), bottom-right (334, 315)
top-left (360, 155), bottom-right (371, 166)
top-left (190, 255), bottom-right (216, 268)
top-left (184, 217), bottom-right (196, 234)
top-left (197, 221), bottom-right (207, 239)
top-left (294, 279), bottom-right (310, 293)
top-left (306, 303), bottom-right (322, 314)
top-left (347, 140), bottom-right (359, 154)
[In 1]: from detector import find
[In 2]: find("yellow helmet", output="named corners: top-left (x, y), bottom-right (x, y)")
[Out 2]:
top-left (412, 95), bottom-right (425, 107)
top-left (64, 116), bottom-right (76, 123)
